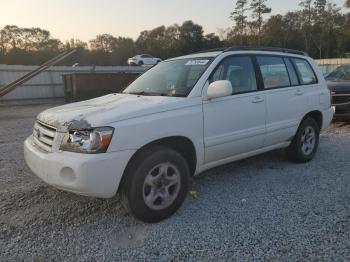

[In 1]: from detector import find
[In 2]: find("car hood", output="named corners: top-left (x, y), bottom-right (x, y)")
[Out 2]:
top-left (327, 80), bottom-right (350, 92)
top-left (37, 94), bottom-right (189, 131)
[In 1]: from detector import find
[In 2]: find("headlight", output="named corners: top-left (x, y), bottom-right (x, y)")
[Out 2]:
top-left (60, 127), bottom-right (114, 154)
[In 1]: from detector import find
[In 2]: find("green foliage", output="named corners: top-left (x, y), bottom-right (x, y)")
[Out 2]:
top-left (136, 25), bottom-right (181, 58)
top-left (227, 0), bottom-right (349, 58)
top-left (0, 25), bottom-right (62, 65)
top-left (250, 0), bottom-right (271, 44)
top-left (178, 21), bottom-right (204, 54)
top-left (230, 0), bottom-right (249, 44)
top-left (0, 0), bottom-right (349, 65)
top-left (0, 21), bottom-right (219, 65)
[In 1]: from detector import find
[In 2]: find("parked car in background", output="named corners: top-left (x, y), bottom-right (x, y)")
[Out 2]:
top-left (326, 64), bottom-right (350, 119)
top-left (128, 54), bottom-right (161, 66)
top-left (24, 47), bottom-right (333, 223)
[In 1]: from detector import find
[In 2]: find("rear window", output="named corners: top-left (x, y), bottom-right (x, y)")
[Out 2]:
top-left (292, 58), bottom-right (317, 85)
top-left (326, 65), bottom-right (350, 81)
top-left (257, 56), bottom-right (290, 89)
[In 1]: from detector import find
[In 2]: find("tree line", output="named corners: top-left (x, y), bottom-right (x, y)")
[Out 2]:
top-left (229, 0), bottom-right (350, 58)
top-left (0, 0), bottom-right (349, 66)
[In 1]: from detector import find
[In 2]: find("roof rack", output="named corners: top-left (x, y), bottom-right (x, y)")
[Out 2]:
top-left (193, 46), bottom-right (308, 56)
top-left (192, 48), bottom-right (227, 54)
top-left (223, 46), bottom-right (308, 56)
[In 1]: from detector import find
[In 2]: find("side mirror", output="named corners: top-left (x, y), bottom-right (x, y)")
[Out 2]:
top-left (207, 80), bottom-right (232, 99)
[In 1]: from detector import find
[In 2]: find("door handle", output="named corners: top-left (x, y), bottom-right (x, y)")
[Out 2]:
top-left (295, 89), bottom-right (304, 96)
top-left (252, 96), bottom-right (264, 103)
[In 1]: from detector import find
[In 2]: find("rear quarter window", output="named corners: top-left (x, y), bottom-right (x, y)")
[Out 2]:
top-left (292, 58), bottom-right (317, 85)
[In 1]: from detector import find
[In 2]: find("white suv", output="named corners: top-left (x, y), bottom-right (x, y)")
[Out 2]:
top-left (24, 47), bottom-right (334, 222)
top-left (127, 54), bottom-right (161, 66)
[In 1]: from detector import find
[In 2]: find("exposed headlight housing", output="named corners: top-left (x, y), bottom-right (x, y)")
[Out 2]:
top-left (60, 127), bottom-right (114, 154)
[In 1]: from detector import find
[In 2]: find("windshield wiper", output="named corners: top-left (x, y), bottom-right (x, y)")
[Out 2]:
top-left (125, 91), bottom-right (186, 97)
top-left (126, 91), bottom-right (169, 97)
top-left (145, 92), bottom-right (169, 96)
top-left (142, 92), bottom-right (188, 97)
top-left (170, 93), bottom-right (187, 97)
top-left (125, 91), bottom-right (147, 95)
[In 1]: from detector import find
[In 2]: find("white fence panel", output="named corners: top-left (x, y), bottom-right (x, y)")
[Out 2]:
top-left (315, 58), bottom-right (350, 75)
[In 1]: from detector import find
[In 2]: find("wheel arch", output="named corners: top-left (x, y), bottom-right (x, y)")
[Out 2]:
top-left (118, 136), bottom-right (197, 192)
top-left (302, 110), bottom-right (323, 130)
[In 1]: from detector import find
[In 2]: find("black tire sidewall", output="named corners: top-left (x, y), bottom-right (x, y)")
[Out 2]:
top-left (123, 147), bottom-right (190, 223)
top-left (293, 118), bottom-right (320, 162)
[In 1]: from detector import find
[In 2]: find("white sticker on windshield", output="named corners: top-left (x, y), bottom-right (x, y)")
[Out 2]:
top-left (185, 60), bottom-right (210, 66)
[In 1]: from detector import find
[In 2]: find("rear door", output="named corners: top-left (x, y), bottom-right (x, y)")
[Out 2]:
top-left (256, 55), bottom-right (311, 146)
top-left (203, 55), bottom-right (266, 164)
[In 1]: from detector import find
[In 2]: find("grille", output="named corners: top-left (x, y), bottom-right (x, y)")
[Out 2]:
top-left (33, 120), bottom-right (57, 152)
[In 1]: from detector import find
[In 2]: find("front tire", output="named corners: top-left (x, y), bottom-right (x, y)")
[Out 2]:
top-left (286, 117), bottom-right (320, 163)
top-left (120, 146), bottom-right (190, 223)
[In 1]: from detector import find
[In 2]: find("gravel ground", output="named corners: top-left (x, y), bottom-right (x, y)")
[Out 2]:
top-left (0, 104), bottom-right (349, 261)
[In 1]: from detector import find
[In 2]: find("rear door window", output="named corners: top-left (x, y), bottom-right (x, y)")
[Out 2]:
top-left (257, 56), bottom-right (291, 89)
top-left (292, 58), bottom-right (317, 85)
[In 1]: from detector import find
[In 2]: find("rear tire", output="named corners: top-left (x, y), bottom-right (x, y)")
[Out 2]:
top-left (286, 117), bottom-right (320, 163)
top-left (120, 146), bottom-right (190, 223)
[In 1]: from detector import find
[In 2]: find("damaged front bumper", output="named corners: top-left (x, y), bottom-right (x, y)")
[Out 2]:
top-left (24, 135), bottom-right (135, 198)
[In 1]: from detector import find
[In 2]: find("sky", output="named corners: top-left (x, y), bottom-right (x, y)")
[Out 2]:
top-left (0, 0), bottom-right (347, 42)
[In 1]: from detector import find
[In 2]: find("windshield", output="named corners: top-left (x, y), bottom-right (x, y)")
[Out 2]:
top-left (123, 58), bottom-right (213, 97)
top-left (326, 65), bottom-right (350, 81)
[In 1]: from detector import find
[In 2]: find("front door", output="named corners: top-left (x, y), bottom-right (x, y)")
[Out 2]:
top-left (143, 55), bottom-right (154, 65)
top-left (203, 55), bottom-right (266, 164)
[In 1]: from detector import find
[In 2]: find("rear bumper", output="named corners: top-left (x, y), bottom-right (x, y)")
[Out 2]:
top-left (322, 107), bottom-right (335, 129)
top-left (24, 136), bottom-right (135, 198)
top-left (334, 105), bottom-right (350, 119)
top-left (331, 91), bottom-right (350, 118)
